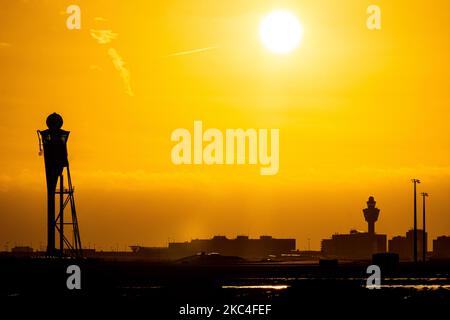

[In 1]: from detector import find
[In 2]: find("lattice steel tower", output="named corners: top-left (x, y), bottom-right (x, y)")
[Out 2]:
top-left (38, 113), bottom-right (82, 257)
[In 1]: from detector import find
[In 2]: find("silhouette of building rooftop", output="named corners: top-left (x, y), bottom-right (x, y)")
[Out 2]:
top-left (433, 236), bottom-right (450, 259)
top-left (389, 229), bottom-right (428, 261)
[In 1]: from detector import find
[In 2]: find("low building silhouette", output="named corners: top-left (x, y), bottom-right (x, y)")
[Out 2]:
top-left (11, 246), bottom-right (33, 253)
top-left (321, 196), bottom-right (387, 260)
top-left (388, 229), bottom-right (427, 261)
top-left (433, 236), bottom-right (450, 259)
top-left (168, 235), bottom-right (296, 259)
top-left (322, 230), bottom-right (386, 260)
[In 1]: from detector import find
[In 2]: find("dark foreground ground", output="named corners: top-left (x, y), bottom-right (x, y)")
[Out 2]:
top-left (1, 257), bottom-right (449, 318)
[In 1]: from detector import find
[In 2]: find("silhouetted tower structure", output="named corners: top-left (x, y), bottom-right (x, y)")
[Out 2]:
top-left (421, 192), bottom-right (428, 262)
top-left (411, 179), bottom-right (420, 263)
top-left (363, 196), bottom-right (380, 235)
top-left (38, 113), bottom-right (82, 257)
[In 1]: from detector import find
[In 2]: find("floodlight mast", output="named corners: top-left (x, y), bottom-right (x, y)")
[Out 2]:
top-left (411, 179), bottom-right (420, 263)
top-left (421, 192), bottom-right (429, 262)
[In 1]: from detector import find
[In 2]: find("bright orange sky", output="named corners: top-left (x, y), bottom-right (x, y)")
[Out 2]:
top-left (0, 0), bottom-right (449, 251)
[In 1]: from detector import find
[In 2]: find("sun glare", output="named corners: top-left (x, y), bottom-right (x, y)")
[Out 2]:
top-left (259, 10), bottom-right (304, 54)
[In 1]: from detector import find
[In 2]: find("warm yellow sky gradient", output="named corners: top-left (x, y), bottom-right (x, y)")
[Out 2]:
top-left (0, 0), bottom-right (449, 250)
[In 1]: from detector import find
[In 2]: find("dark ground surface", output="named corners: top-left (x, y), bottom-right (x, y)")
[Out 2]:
top-left (1, 257), bottom-right (449, 318)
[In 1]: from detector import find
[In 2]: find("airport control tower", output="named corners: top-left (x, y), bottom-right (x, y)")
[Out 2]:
top-left (363, 196), bottom-right (380, 235)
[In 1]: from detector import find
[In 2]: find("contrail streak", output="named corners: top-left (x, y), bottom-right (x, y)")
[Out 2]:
top-left (167, 46), bottom-right (217, 57)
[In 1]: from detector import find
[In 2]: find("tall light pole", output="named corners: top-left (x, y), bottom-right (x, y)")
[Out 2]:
top-left (421, 192), bottom-right (428, 262)
top-left (411, 179), bottom-right (421, 263)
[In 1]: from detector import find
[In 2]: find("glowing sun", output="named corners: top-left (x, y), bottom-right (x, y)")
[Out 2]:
top-left (259, 10), bottom-right (304, 54)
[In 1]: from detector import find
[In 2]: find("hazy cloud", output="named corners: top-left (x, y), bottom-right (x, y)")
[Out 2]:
top-left (90, 29), bottom-right (118, 44)
top-left (0, 42), bottom-right (12, 48)
top-left (108, 48), bottom-right (134, 96)
top-left (89, 28), bottom-right (133, 96)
